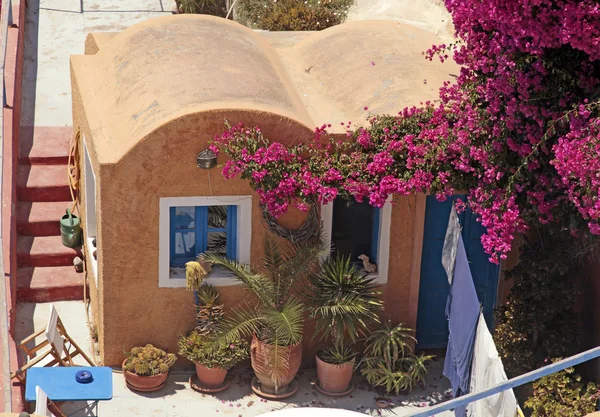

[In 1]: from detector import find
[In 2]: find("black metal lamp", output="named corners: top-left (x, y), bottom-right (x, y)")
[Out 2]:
top-left (197, 149), bottom-right (217, 169)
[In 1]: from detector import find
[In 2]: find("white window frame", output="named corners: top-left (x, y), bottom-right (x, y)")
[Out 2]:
top-left (159, 196), bottom-right (252, 288)
top-left (321, 196), bottom-right (392, 284)
top-left (83, 139), bottom-right (98, 286)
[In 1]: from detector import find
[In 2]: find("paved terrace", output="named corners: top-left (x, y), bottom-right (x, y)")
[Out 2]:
top-left (16, 301), bottom-right (453, 416)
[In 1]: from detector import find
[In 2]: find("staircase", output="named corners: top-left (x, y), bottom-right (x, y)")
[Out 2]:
top-left (16, 126), bottom-right (84, 302)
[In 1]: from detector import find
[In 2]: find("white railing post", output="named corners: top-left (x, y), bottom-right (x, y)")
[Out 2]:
top-left (407, 346), bottom-right (600, 417)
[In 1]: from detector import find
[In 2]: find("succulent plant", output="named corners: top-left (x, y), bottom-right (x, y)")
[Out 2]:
top-left (195, 284), bottom-right (224, 337)
top-left (124, 344), bottom-right (177, 376)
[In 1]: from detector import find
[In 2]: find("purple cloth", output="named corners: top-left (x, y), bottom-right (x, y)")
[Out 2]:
top-left (443, 235), bottom-right (481, 417)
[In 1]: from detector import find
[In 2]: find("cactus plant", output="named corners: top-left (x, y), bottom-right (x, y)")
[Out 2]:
top-left (124, 344), bottom-right (177, 376)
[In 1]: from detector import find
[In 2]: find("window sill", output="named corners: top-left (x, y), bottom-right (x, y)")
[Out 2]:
top-left (166, 267), bottom-right (240, 287)
top-left (86, 237), bottom-right (98, 286)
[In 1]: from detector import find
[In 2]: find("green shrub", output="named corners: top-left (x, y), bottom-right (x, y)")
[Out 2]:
top-left (124, 344), bottom-right (177, 376)
top-left (494, 229), bottom-right (582, 377)
top-left (524, 365), bottom-right (600, 417)
top-left (235, 0), bottom-right (354, 31)
top-left (178, 329), bottom-right (249, 369)
top-left (359, 321), bottom-right (433, 394)
top-left (176, 0), bottom-right (228, 15)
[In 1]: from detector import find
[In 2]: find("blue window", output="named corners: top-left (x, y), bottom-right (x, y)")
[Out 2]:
top-left (169, 205), bottom-right (237, 267)
top-left (331, 198), bottom-right (380, 264)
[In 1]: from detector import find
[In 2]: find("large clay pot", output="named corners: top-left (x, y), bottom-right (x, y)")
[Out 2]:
top-left (195, 363), bottom-right (228, 388)
top-left (122, 359), bottom-right (168, 392)
top-left (250, 334), bottom-right (302, 394)
top-left (316, 354), bottom-right (354, 394)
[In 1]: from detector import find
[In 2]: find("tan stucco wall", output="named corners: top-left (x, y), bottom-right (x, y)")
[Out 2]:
top-left (74, 108), bottom-right (425, 366)
top-left (70, 15), bottom-right (456, 366)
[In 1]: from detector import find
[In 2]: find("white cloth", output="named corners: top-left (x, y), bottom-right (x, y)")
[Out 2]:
top-left (467, 313), bottom-right (519, 417)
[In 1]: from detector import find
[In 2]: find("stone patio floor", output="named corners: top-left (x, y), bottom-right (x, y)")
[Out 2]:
top-left (16, 301), bottom-right (453, 416)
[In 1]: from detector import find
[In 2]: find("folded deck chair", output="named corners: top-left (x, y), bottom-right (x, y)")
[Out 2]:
top-left (35, 385), bottom-right (66, 417)
top-left (11, 304), bottom-right (95, 384)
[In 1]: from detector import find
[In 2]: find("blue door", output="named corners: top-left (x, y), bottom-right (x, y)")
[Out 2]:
top-left (415, 195), bottom-right (500, 349)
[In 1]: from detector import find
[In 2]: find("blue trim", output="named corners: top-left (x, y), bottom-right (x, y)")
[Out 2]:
top-left (226, 205), bottom-right (237, 259)
top-left (371, 208), bottom-right (380, 261)
top-left (169, 204), bottom-right (239, 269)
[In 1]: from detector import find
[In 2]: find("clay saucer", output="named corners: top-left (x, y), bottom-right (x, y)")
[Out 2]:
top-left (314, 380), bottom-right (354, 397)
top-left (189, 375), bottom-right (230, 394)
top-left (250, 377), bottom-right (299, 399)
top-left (375, 396), bottom-right (394, 409)
top-left (125, 379), bottom-right (167, 393)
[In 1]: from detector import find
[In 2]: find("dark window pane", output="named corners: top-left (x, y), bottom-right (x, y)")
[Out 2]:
top-left (331, 199), bottom-right (375, 262)
top-left (207, 232), bottom-right (227, 256)
top-left (208, 205), bottom-right (228, 228)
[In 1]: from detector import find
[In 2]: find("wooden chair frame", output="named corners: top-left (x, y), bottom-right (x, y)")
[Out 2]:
top-left (11, 304), bottom-right (95, 384)
top-left (35, 385), bottom-right (67, 417)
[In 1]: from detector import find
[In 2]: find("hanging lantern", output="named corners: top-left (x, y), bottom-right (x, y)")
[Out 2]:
top-left (197, 149), bottom-right (217, 169)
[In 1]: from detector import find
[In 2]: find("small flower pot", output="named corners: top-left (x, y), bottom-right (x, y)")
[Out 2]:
top-left (122, 359), bottom-right (168, 392)
top-left (315, 354), bottom-right (354, 395)
top-left (195, 363), bottom-right (228, 389)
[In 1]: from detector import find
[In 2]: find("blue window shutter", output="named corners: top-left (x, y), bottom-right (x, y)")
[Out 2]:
top-left (197, 206), bottom-right (208, 254)
top-left (371, 208), bottom-right (381, 261)
top-left (226, 205), bottom-right (238, 259)
top-left (169, 207), bottom-right (176, 265)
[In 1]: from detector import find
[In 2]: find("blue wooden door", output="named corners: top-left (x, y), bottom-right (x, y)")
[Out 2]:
top-left (415, 195), bottom-right (500, 349)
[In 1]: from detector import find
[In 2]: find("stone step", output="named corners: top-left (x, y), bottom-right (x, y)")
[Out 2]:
top-left (17, 201), bottom-right (73, 236)
top-left (17, 266), bottom-right (84, 302)
top-left (19, 126), bottom-right (72, 165)
top-left (17, 235), bottom-right (81, 267)
top-left (17, 164), bottom-right (72, 202)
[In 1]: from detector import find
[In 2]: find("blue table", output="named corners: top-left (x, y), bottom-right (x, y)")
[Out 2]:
top-left (25, 367), bottom-right (113, 414)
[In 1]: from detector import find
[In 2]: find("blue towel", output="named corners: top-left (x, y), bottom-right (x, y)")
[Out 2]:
top-left (443, 235), bottom-right (481, 417)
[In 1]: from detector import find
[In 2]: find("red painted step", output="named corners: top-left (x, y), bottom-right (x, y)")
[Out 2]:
top-left (19, 126), bottom-right (72, 165)
top-left (17, 164), bottom-right (71, 202)
top-left (17, 235), bottom-right (81, 267)
top-left (17, 266), bottom-right (84, 302)
top-left (17, 201), bottom-right (72, 236)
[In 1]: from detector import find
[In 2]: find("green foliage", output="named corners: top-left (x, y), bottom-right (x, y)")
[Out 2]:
top-left (178, 330), bottom-right (249, 369)
top-left (176, 0), bottom-right (228, 15)
top-left (524, 365), bottom-right (600, 417)
top-left (318, 344), bottom-right (357, 365)
top-left (200, 232), bottom-right (326, 387)
top-left (124, 344), bottom-right (177, 376)
top-left (235, 0), bottom-right (353, 31)
top-left (359, 321), bottom-right (432, 394)
top-left (308, 255), bottom-right (383, 347)
top-left (494, 229), bottom-right (583, 377)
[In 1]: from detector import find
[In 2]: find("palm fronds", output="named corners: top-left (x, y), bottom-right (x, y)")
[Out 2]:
top-left (308, 255), bottom-right (383, 344)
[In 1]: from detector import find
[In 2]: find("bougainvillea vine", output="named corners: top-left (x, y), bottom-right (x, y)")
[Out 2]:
top-left (211, 0), bottom-right (600, 264)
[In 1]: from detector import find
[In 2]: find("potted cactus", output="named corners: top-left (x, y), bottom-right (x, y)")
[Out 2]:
top-left (122, 344), bottom-right (177, 392)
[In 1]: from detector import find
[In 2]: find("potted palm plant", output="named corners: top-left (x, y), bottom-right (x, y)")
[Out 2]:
top-left (308, 255), bottom-right (383, 395)
top-left (201, 233), bottom-right (325, 397)
top-left (123, 344), bottom-right (177, 392)
top-left (178, 284), bottom-right (249, 391)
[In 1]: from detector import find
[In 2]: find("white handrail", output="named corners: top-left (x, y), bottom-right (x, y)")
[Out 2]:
top-left (0, 0), bottom-right (13, 412)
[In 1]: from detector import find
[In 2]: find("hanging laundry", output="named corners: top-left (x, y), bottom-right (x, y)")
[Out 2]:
top-left (443, 232), bottom-right (480, 417)
top-left (467, 313), bottom-right (520, 417)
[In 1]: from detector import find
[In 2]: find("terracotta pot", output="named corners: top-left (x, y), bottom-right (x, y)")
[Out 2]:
top-left (250, 334), bottom-right (302, 394)
top-left (316, 353), bottom-right (354, 394)
top-left (122, 359), bottom-right (168, 391)
top-left (195, 363), bottom-right (228, 388)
